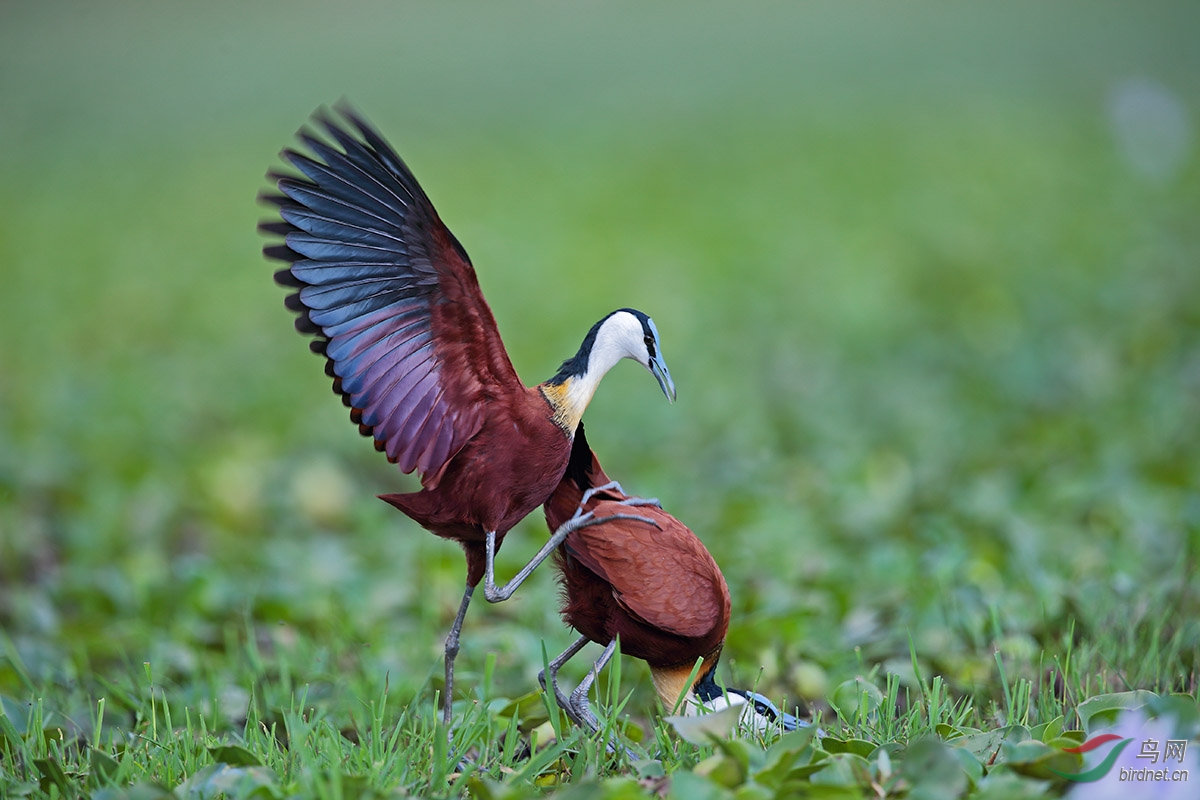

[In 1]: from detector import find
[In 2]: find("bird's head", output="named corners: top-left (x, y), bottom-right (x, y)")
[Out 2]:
top-left (611, 308), bottom-right (676, 404)
top-left (693, 686), bottom-right (809, 735)
top-left (544, 308), bottom-right (675, 432)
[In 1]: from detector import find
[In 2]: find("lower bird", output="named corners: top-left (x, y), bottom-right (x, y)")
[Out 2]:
top-left (261, 105), bottom-right (676, 730)
top-left (489, 422), bottom-right (807, 736)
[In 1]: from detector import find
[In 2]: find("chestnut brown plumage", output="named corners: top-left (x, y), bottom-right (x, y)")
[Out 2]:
top-left (539, 425), bottom-right (808, 736)
top-left (260, 105), bottom-right (676, 729)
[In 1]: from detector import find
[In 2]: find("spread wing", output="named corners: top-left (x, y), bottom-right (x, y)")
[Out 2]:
top-left (261, 105), bottom-right (523, 482)
top-left (563, 503), bottom-right (729, 640)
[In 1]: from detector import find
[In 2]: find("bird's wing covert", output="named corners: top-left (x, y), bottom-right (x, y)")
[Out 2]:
top-left (564, 505), bottom-right (727, 640)
top-left (261, 105), bottom-right (522, 482)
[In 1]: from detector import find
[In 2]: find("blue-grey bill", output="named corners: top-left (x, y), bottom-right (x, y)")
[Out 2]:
top-left (743, 690), bottom-right (822, 735)
top-left (650, 354), bottom-right (676, 403)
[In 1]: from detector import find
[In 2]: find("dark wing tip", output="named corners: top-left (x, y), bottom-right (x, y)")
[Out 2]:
top-left (257, 191), bottom-right (289, 209)
top-left (282, 292), bottom-right (307, 313)
top-left (273, 267), bottom-right (303, 288)
top-left (294, 315), bottom-right (320, 335)
top-left (258, 220), bottom-right (291, 237)
top-left (264, 244), bottom-right (299, 264)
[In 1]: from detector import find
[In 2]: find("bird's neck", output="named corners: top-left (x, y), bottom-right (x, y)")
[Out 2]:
top-left (542, 342), bottom-right (626, 433)
top-left (651, 664), bottom-right (697, 713)
top-left (650, 652), bottom-right (722, 713)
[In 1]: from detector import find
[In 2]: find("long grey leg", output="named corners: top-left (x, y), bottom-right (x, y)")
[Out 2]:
top-left (442, 582), bottom-right (474, 732)
top-left (549, 638), bottom-right (636, 758)
top-left (539, 635), bottom-right (590, 725)
top-left (483, 512), bottom-right (660, 603)
top-left (568, 638), bottom-right (619, 734)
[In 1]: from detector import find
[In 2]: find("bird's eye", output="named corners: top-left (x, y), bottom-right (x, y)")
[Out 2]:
top-left (643, 335), bottom-right (654, 349)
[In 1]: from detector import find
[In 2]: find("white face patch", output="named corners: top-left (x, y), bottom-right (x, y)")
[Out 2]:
top-left (591, 311), bottom-right (651, 371)
top-left (690, 693), bottom-right (792, 736)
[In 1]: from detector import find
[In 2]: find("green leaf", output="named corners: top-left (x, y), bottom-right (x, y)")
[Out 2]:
top-left (999, 740), bottom-right (1081, 781)
top-left (90, 748), bottom-right (121, 786)
top-left (0, 696), bottom-right (29, 737)
top-left (935, 722), bottom-right (964, 740)
top-left (207, 744), bottom-right (263, 767)
top-left (711, 736), bottom-right (758, 772)
top-left (821, 737), bottom-right (876, 758)
top-left (93, 784), bottom-right (178, 800)
top-left (752, 739), bottom-right (811, 790)
top-left (1, 780), bottom-right (39, 798)
top-left (809, 752), bottom-right (871, 787)
top-left (1077, 691), bottom-right (1157, 733)
top-left (694, 753), bottom-right (746, 789)
top-left (953, 725), bottom-right (1028, 766)
top-left (494, 690), bottom-right (550, 731)
top-left (829, 677), bottom-right (884, 723)
top-left (175, 764), bottom-right (281, 800)
top-left (669, 769), bottom-right (735, 800)
top-left (34, 757), bottom-right (74, 795)
top-left (900, 738), bottom-right (967, 800)
top-left (970, 772), bottom-right (1052, 800)
top-left (952, 746), bottom-right (983, 787)
top-left (732, 783), bottom-right (772, 800)
top-left (785, 758), bottom-right (833, 781)
top-left (667, 703), bottom-right (744, 745)
top-left (0, 706), bottom-right (25, 753)
top-left (765, 725), bottom-right (817, 757)
top-left (634, 759), bottom-right (665, 780)
top-left (1030, 715), bottom-right (1062, 742)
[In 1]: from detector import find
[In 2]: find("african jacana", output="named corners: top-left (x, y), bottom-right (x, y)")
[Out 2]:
top-left (260, 106), bottom-right (676, 728)
top-left (539, 424), bottom-right (808, 735)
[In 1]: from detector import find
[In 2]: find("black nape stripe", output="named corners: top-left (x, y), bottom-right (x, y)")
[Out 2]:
top-left (548, 308), bottom-right (652, 385)
top-left (550, 314), bottom-right (613, 384)
top-left (564, 421), bottom-right (594, 491)
top-left (694, 664), bottom-right (724, 703)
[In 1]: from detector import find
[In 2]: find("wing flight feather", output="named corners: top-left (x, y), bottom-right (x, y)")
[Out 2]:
top-left (261, 105), bottom-right (523, 482)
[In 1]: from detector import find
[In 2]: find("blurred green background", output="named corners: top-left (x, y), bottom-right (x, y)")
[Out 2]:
top-left (1, 0), bottom-right (1198, 741)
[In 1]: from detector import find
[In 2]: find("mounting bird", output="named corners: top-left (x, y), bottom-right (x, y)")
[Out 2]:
top-left (537, 424), bottom-right (807, 736)
top-left (260, 105), bottom-right (676, 728)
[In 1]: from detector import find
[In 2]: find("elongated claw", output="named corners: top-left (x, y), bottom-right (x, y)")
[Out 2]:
top-left (576, 481), bottom-right (663, 518)
top-left (614, 495), bottom-right (661, 509)
top-left (566, 510), bottom-right (663, 535)
top-left (578, 480), bottom-right (627, 506)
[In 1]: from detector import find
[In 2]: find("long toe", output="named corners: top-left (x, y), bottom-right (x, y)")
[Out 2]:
top-left (580, 481), bottom-right (625, 506)
top-left (569, 694), bottom-right (601, 735)
top-left (615, 495), bottom-right (662, 508)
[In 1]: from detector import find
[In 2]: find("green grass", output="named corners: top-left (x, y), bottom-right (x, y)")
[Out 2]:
top-left (2, 2), bottom-right (1199, 797)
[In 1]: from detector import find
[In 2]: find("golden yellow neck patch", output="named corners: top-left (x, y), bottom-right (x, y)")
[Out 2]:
top-left (651, 664), bottom-right (698, 713)
top-left (541, 379), bottom-right (587, 434)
